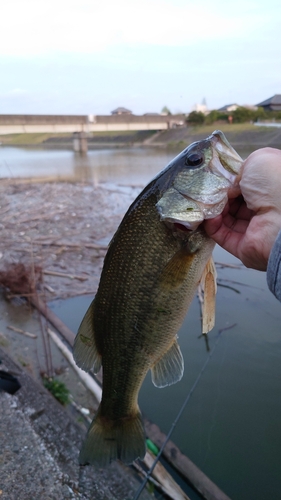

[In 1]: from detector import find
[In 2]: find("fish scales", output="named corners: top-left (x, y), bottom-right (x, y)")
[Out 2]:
top-left (96, 192), bottom-right (213, 410)
top-left (73, 130), bottom-right (243, 467)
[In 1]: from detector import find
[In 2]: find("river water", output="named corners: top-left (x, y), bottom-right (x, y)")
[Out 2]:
top-left (1, 144), bottom-right (281, 500)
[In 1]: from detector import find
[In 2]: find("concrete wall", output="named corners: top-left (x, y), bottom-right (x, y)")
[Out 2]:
top-left (0, 113), bottom-right (186, 134)
top-left (0, 124), bottom-right (87, 134)
top-left (0, 114), bottom-right (88, 124)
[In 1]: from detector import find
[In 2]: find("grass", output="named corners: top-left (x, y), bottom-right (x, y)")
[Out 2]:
top-left (0, 129), bottom-right (154, 145)
top-left (0, 133), bottom-right (71, 145)
top-left (43, 376), bottom-right (70, 406)
top-left (188, 123), bottom-right (258, 134)
top-left (0, 333), bottom-right (9, 347)
top-left (161, 122), bottom-right (281, 149)
top-left (90, 130), bottom-right (141, 136)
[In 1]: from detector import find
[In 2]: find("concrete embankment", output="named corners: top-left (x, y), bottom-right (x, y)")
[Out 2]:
top-left (149, 124), bottom-right (281, 149)
top-left (0, 348), bottom-right (153, 500)
top-left (1, 124), bottom-right (281, 149)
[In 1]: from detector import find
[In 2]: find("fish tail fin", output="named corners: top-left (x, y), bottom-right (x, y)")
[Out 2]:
top-left (79, 406), bottom-right (146, 466)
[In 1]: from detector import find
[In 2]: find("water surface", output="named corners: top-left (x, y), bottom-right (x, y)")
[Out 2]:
top-left (0, 144), bottom-right (255, 184)
top-left (2, 144), bottom-right (281, 500)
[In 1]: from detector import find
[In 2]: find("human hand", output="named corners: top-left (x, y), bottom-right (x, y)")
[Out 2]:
top-left (204, 147), bottom-right (281, 271)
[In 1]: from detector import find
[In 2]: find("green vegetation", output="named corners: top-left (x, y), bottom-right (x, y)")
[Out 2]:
top-left (166, 139), bottom-right (187, 149)
top-left (89, 130), bottom-right (142, 136)
top-left (187, 107), bottom-right (281, 126)
top-left (43, 377), bottom-right (70, 406)
top-left (161, 105), bottom-right (172, 115)
top-left (186, 122), bottom-right (258, 135)
top-left (204, 110), bottom-right (229, 124)
top-left (0, 333), bottom-right (9, 347)
top-left (0, 133), bottom-right (71, 145)
top-left (0, 129), bottom-right (156, 146)
top-left (158, 122), bottom-right (281, 153)
top-left (17, 356), bottom-right (30, 368)
top-left (187, 111), bottom-right (205, 125)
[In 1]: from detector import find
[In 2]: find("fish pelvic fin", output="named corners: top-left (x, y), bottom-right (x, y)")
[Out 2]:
top-left (151, 338), bottom-right (184, 388)
top-left (79, 407), bottom-right (146, 467)
top-left (199, 256), bottom-right (217, 334)
top-left (73, 302), bottom-right (102, 373)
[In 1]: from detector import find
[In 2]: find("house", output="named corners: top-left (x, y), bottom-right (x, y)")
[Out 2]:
top-left (217, 104), bottom-right (239, 112)
top-left (111, 107), bottom-right (132, 115)
top-left (256, 95), bottom-right (281, 112)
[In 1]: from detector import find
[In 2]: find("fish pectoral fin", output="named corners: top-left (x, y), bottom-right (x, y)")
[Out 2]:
top-left (160, 248), bottom-right (196, 289)
top-left (151, 339), bottom-right (184, 388)
top-left (73, 302), bottom-right (102, 373)
top-left (199, 256), bottom-right (217, 334)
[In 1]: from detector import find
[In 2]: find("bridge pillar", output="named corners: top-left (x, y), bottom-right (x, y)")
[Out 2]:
top-left (73, 131), bottom-right (88, 154)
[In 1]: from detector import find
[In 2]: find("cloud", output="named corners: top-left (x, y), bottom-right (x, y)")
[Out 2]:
top-left (0, 0), bottom-right (269, 57)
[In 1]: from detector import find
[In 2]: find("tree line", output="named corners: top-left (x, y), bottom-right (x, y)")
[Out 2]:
top-left (186, 107), bottom-right (281, 125)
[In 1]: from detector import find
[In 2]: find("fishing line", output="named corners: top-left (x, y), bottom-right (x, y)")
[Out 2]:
top-left (133, 329), bottom-right (225, 500)
top-left (3, 159), bottom-right (14, 179)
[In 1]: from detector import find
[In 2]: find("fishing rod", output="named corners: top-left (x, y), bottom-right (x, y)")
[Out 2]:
top-left (133, 325), bottom-right (233, 500)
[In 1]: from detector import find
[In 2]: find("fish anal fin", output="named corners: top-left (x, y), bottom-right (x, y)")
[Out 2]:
top-left (79, 407), bottom-right (146, 466)
top-left (200, 256), bottom-right (217, 334)
top-left (73, 302), bottom-right (102, 373)
top-left (151, 339), bottom-right (184, 388)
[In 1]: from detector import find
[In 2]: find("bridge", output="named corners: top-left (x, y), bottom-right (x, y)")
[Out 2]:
top-left (0, 113), bottom-right (186, 135)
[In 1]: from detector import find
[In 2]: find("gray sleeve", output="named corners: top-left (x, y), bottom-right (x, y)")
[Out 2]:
top-left (267, 230), bottom-right (281, 301)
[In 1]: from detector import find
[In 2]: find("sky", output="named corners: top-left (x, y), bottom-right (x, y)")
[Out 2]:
top-left (1, 0), bottom-right (281, 116)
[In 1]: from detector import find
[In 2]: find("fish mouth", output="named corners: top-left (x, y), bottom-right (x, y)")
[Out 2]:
top-left (172, 190), bottom-right (228, 228)
top-left (209, 130), bottom-right (243, 177)
top-left (173, 222), bottom-right (194, 232)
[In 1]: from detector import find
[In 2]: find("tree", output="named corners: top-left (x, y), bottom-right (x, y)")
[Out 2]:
top-left (252, 107), bottom-right (267, 122)
top-left (204, 110), bottom-right (219, 125)
top-left (232, 107), bottom-right (254, 123)
top-left (161, 106), bottom-right (172, 115)
top-left (186, 111), bottom-right (205, 125)
top-left (205, 110), bottom-right (229, 125)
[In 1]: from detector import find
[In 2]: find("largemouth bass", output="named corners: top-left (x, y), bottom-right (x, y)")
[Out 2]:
top-left (73, 130), bottom-right (242, 467)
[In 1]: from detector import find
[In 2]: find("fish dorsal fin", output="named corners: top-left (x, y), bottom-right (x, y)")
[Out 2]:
top-left (73, 302), bottom-right (102, 373)
top-left (151, 339), bottom-right (184, 388)
top-left (199, 256), bottom-right (217, 334)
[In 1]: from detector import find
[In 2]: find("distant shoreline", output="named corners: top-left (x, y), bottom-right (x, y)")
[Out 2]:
top-left (1, 123), bottom-right (281, 149)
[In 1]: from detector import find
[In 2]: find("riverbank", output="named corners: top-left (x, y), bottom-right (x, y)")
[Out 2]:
top-left (1, 123), bottom-right (281, 148)
top-left (0, 347), bottom-right (153, 500)
top-left (0, 130), bottom-right (156, 148)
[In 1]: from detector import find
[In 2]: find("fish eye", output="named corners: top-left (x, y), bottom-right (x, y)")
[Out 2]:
top-left (185, 152), bottom-right (204, 168)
